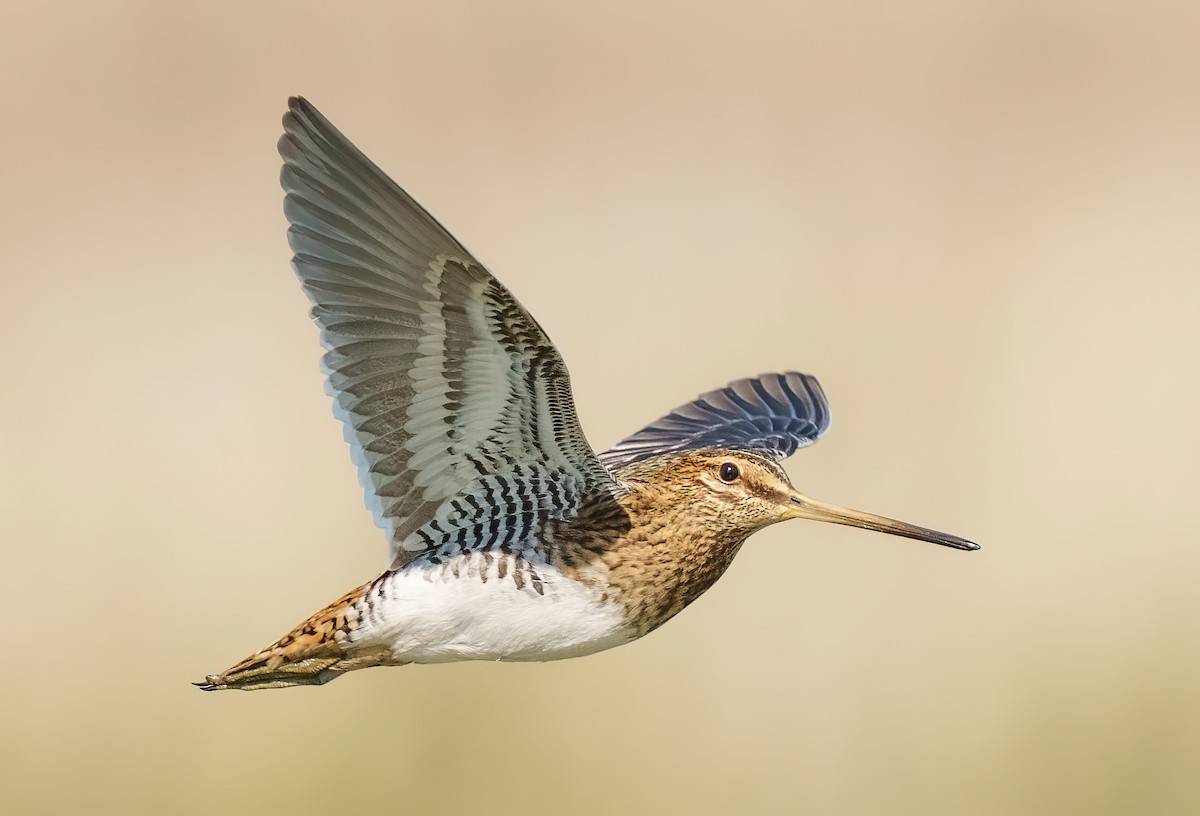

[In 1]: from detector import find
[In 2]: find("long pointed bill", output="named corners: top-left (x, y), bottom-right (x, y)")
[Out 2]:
top-left (786, 490), bottom-right (979, 551)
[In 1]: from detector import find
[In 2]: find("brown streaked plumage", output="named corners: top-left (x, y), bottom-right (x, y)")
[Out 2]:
top-left (197, 98), bottom-right (977, 692)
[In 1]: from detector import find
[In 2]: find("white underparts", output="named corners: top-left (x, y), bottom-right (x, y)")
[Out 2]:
top-left (358, 553), bottom-right (633, 663)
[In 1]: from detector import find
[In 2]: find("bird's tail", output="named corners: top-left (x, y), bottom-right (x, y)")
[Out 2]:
top-left (196, 581), bottom-right (397, 691)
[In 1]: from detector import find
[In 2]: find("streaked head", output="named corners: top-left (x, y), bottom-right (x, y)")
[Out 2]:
top-left (628, 450), bottom-right (977, 551)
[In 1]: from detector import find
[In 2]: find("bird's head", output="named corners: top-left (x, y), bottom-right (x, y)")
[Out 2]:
top-left (622, 449), bottom-right (977, 551)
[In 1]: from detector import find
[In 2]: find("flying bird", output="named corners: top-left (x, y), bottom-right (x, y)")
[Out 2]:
top-left (198, 98), bottom-right (977, 691)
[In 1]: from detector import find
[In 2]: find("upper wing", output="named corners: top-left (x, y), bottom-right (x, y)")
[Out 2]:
top-left (279, 97), bottom-right (614, 566)
top-left (599, 372), bottom-right (832, 468)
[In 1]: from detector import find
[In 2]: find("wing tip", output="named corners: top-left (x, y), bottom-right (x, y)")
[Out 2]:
top-left (279, 95), bottom-right (340, 161)
top-left (285, 95), bottom-right (317, 124)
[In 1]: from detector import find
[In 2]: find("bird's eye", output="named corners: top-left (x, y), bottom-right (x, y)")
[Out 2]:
top-left (719, 462), bottom-right (740, 482)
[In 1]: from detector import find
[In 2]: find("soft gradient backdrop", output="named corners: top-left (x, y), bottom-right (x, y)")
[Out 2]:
top-left (3, 2), bottom-right (1198, 814)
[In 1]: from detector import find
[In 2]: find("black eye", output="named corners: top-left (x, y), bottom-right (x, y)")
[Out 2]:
top-left (719, 462), bottom-right (740, 482)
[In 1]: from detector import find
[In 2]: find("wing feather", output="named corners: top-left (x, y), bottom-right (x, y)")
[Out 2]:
top-left (600, 372), bottom-right (832, 468)
top-left (280, 98), bottom-right (613, 566)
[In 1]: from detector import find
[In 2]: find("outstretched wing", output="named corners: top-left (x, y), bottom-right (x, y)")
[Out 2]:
top-left (280, 97), bottom-right (614, 566)
top-left (600, 372), bottom-right (832, 468)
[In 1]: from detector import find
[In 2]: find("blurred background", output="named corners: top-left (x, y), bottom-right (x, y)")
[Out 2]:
top-left (2, 1), bottom-right (1198, 813)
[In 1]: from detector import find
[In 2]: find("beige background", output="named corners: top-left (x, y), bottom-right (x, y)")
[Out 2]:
top-left (3, 1), bottom-right (1198, 814)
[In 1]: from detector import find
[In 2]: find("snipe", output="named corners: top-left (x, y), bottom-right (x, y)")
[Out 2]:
top-left (198, 98), bottom-right (976, 691)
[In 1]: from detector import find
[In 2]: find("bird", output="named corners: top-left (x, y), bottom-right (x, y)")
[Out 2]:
top-left (197, 97), bottom-right (977, 691)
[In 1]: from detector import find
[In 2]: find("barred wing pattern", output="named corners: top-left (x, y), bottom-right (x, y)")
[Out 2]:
top-left (280, 98), bottom-right (614, 566)
top-left (600, 372), bottom-right (832, 468)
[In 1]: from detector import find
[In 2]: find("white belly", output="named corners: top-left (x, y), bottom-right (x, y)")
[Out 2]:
top-left (367, 552), bottom-right (633, 663)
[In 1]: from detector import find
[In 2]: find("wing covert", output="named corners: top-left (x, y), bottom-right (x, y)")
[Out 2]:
top-left (599, 372), bottom-right (831, 468)
top-left (279, 97), bottom-right (613, 565)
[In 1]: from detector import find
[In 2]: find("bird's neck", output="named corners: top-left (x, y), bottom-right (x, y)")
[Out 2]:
top-left (601, 479), bottom-right (750, 636)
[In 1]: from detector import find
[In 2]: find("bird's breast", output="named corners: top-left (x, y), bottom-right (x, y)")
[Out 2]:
top-left (601, 525), bottom-right (750, 637)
